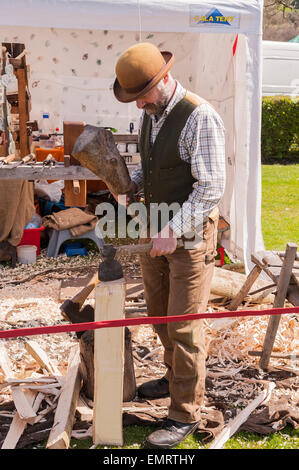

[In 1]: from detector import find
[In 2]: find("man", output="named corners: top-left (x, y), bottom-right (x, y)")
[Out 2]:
top-left (113, 42), bottom-right (226, 448)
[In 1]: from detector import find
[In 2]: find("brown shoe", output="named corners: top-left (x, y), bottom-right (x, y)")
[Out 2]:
top-left (137, 376), bottom-right (169, 399)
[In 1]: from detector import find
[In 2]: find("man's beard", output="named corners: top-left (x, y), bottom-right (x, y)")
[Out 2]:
top-left (144, 102), bottom-right (167, 116)
top-left (144, 90), bottom-right (170, 116)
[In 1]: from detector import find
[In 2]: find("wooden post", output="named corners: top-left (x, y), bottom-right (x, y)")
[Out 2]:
top-left (63, 121), bottom-right (87, 207)
top-left (93, 278), bottom-right (126, 447)
top-left (259, 243), bottom-right (298, 370)
top-left (228, 264), bottom-right (263, 311)
top-left (1, 47), bottom-right (9, 157)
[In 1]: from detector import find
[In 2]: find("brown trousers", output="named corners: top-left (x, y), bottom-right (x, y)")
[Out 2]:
top-left (139, 216), bottom-right (218, 423)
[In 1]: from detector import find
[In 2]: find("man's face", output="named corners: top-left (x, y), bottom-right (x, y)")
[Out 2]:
top-left (135, 81), bottom-right (169, 116)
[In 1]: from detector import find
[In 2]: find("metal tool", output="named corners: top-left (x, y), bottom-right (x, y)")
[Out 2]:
top-left (10, 153), bottom-right (36, 168)
top-left (98, 240), bottom-right (184, 282)
top-left (42, 153), bottom-right (56, 166)
top-left (60, 239), bottom-right (184, 322)
top-left (60, 272), bottom-right (99, 323)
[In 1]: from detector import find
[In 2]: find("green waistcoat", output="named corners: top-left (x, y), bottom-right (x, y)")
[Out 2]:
top-left (139, 96), bottom-right (199, 236)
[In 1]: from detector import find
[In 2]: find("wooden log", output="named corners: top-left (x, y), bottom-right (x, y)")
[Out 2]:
top-left (259, 243), bottom-right (298, 370)
top-left (79, 327), bottom-right (136, 402)
top-left (209, 382), bottom-right (275, 449)
top-left (211, 267), bottom-right (275, 304)
top-left (46, 346), bottom-right (82, 449)
top-left (228, 264), bottom-right (263, 310)
top-left (93, 279), bottom-right (126, 447)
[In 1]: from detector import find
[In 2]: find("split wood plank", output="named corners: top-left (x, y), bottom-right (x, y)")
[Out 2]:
top-left (0, 342), bottom-right (14, 378)
top-left (259, 243), bottom-right (298, 369)
top-left (11, 387), bottom-right (37, 420)
top-left (1, 390), bottom-right (38, 449)
top-left (76, 397), bottom-right (93, 422)
top-left (24, 340), bottom-right (64, 386)
top-left (46, 346), bottom-right (82, 449)
top-left (209, 382), bottom-right (275, 449)
top-left (228, 264), bottom-right (263, 311)
top-left (4, 376), bottom-right (58, 385)
top-left (93, 278), bottom-right (126, 447)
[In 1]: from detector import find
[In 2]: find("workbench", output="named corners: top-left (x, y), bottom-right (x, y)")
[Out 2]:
top-left (0, 161), bottom-right (138, 180)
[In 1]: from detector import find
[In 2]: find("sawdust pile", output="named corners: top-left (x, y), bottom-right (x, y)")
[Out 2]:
top-left (0, 250), bottom-right (298, 448)
top-left (0, 250), bottom-right (298, 379)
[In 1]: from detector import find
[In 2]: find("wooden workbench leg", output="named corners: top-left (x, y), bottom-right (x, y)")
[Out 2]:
top-left (228, 264), bottom-right (262, 311)
top-left (93, 278), bottom-right (126, 447)
top-left (259, 243), bottom-right (297, 370)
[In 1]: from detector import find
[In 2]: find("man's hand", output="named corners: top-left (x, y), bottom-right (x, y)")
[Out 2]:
top-left (111, 181), bottom-right (137, 207)
top-left (150, 225), bottom-right (177, 258)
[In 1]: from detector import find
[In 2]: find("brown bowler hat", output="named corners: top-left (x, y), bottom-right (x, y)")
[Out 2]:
top-left (114, 42), bottom-right (174, 103)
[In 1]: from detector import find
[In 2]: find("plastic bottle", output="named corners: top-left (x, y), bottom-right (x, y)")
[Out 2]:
top-left (41, 113), bottom-right (51, 135)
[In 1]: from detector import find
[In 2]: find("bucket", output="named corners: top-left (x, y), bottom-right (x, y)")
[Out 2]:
top-left (16, 245), bottom-right (37, 264)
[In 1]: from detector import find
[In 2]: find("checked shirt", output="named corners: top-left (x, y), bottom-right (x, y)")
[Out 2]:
top-left (131, 81), bottom-right (226, 237)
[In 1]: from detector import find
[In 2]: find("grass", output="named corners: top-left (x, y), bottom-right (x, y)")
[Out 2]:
top-left (64, 424), bottom-right (298, 450)
top-left (261, 164), bottom-right (299, 250)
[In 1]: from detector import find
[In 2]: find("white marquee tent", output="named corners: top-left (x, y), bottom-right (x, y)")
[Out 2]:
top-left (0, 0), bottom-right (265, 271)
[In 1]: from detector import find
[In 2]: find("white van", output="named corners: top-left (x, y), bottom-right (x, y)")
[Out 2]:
top-left (262, 40), bottom-right (299, 97)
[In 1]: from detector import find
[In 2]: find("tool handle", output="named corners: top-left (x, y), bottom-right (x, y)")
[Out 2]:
top-left (2, 154), bottom-right (17, 164)
top-left (70, 272), bottom-right (99, 309)
top-left (118, 239), bottom-right (184, 255)
top-left (22, 153), bottom-right (35, 164)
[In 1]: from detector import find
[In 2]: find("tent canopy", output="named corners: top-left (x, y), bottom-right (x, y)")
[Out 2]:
top-left (2, 1), bottom-right (262, 34)
top-left (0, 1), bottom-right (265, 270)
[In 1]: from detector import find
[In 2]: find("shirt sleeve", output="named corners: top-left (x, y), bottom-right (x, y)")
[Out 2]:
top-left (169, 104), bottom-right (226, 238)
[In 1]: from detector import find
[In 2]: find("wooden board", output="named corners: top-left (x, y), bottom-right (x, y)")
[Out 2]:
top-left (0, 162), bottom-right (138, 179)
top-left (1, 390), bottom-right (37, 449)
top-left (15, 68), bottom-right (30, 157)
top-left (46, 346), bottom-right (82, 449)
top-left (64, 179), bottom-right (87, 207)
top-left (63, 121), bottom-right (87, 206)
top-left (93, 278), bottom-right (126, 446)
top-left (25, 340), bottom-right (64, 386)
